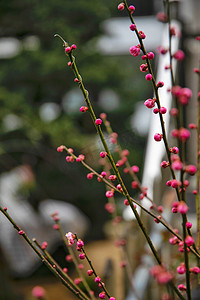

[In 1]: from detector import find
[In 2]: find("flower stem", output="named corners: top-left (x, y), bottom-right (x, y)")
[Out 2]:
top-left (0, 207), bottom-right (87, 300)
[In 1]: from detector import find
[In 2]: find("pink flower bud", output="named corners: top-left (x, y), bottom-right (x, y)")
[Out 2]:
top-left (138, 31), bottom-right (146, 39)
top-left (79, 253), bottom-right (85, 260)
top-left (124, 199), bottom-right (129, 206)
top-left (57, 145), bottom-right (65, 152)
top-left (106, 190), bottom-right (114, 198)
top-left (66, 255), bottom-right (72, 262)
top-left (157, 81), bottom-right (164, 88)
top-left (177, 264), bottom-right (186, 274)
top-left (161, 161), bottom-right (169, 168)
top-left (157, 12), bottom-right (168, 22)
top-left (169, 236), bottom-right (178, 245)
top-left (170, 146), bottom-right (179, 154)
top-left (109, 175), bottom-right (117, 181)
top-left (41, 241), bottom-right (48, 250)
top-left (171, 179), bottom-right (180, 188)
top-left (77, 239), bottom-right (84, 248)
top-left (170, 26), bottom-right (176, 36)
top-left (71, 44), bottom-right (77, 50)
top-left (185, 165), bottom-right (197, 175)
top-left (130, 24), bottom-right (136, 31)
top-left (95, 118), bottom-right (102, 125)
top-left (76, 154), bottom-right (85, 162)
top-left (122, 149), bottom-right (129, 156)
top-left (185, 236), bottom-right (194, 247)
top-left (144, 98), bottom-right (156, 108)
top-left (142, 55), bottom-right (147, 60)
top-left (157, 206), bottom-right (163, 213)
top-left (80, 106), bottom-right (88, 112)
top-left (99, 292), bottom-right (105, 299)
top-left (117, 184), bottom-right (122, 191)
top-left (100, 151), bottom-right (107, 158)
top-left (74, 278), bottom-right (82, 285)
top-left (95, 276), bottom-right (101, 283)
top-left (154, 133), bottom-right (162, 141)
top-left (105, 203), bottom-right (115, 213)
top-left (117, 3), bottom-right (124, 10)
top-left (130, 45), bottom-right (140, 57)
top-left (87, 173), bottom-right (94, 180)
top-left (188, 123), bottom-right (197, 129)
top-left (160, 107), bottom-right (167, 114)
top-left (140, 63), bottom-right (148, 72)
top-left (190, 267), bottom-right (200, 274)
top-left (129, 5), bottom-right (135, 13)
top-left (99, 113), bottom-right (106, 120)
top-left (78, 264), bottom-right (84, 270)
top-left (65, 47), bottom-right (71, 53)
top-left (186, 222), bottom-right (192, 229)
top-left (171, 129), bottom-right (179, 138)
top-left (132, 165), bottom-right (139, 173)
top-left (147, 52), bottom-right (154, 60)
top-left (66, 156), bottom-right (74, 163)
top-left (173, 50), bottom-right (185, 61)
top-left (177, 201), bottom-right (188, 214)
top-left (171, 160), bottom-right (183, 171)
top-left (32, 286), bottom-right (46, 299)
top-left (100, 172), bottom-right (106, 178)
top-left (170, 108), bottom-right (178, 116)
top-left (131, 181), bottom-right (139, 189)
top-left (153, 108), bottom-right (159, 114)
top-left (179, 128), bottom-right (190, 142)
top-left (87, 269), bottom-right (93, 276)
top-left (145, 74), bottom-right (152, 81)
top-left (178, 284), bottom-right (186, 291)
top-left (194, 68), bottom-right (199, 74)
top-left (183, 180), bottom-right (189, 187)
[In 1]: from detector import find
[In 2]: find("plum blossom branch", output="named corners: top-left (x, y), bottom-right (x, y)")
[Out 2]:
top-left (0, 206), bottom-right (87, 300)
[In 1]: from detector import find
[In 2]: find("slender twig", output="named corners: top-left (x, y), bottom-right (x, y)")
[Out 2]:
top-left (33, 239), bottom-right (90, 300)
top-left (54, 34), bottom-right (186, 299)
top-left (0, 207), bottom-right (87, 300)
top-left (55, 219), bottom-right (95, 300)
top-left (62, 145), bottom-right (200, 260)
top-left (165, 1), bottom-right (192, 298)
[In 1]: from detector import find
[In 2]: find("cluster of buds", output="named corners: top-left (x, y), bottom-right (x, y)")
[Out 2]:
top-left (65, 44), bottom-right (77, 54)
top-left (171, 86), bottom-right (192, 106)
top-left (150, 265), bottom-right (173, 284)
top-left (171, 201), bottom-right (188, 214)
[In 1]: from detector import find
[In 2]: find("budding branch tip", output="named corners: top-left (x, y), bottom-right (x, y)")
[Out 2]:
top-left (54, 34), bottom-right (67, 47)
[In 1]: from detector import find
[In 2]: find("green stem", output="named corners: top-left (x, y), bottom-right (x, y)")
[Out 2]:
top-left (33, 239), bottom-right (89, 300)
top-left (165, 1), bottom-right (192, 297)
top-left (0, 207), bottom-right (86, 300)
top-left (76, 239), bottom-right (111, 299)
top-left (63, 146), bottom-right (200, 260)
top-left (55, 36), bottom-right (165, 268)
top-left (123, 0), bottom-right (181, 202)
top-left (56, 221), bottom-right (95, 300)
top-left (196, 73), bottom-right (200, 250)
